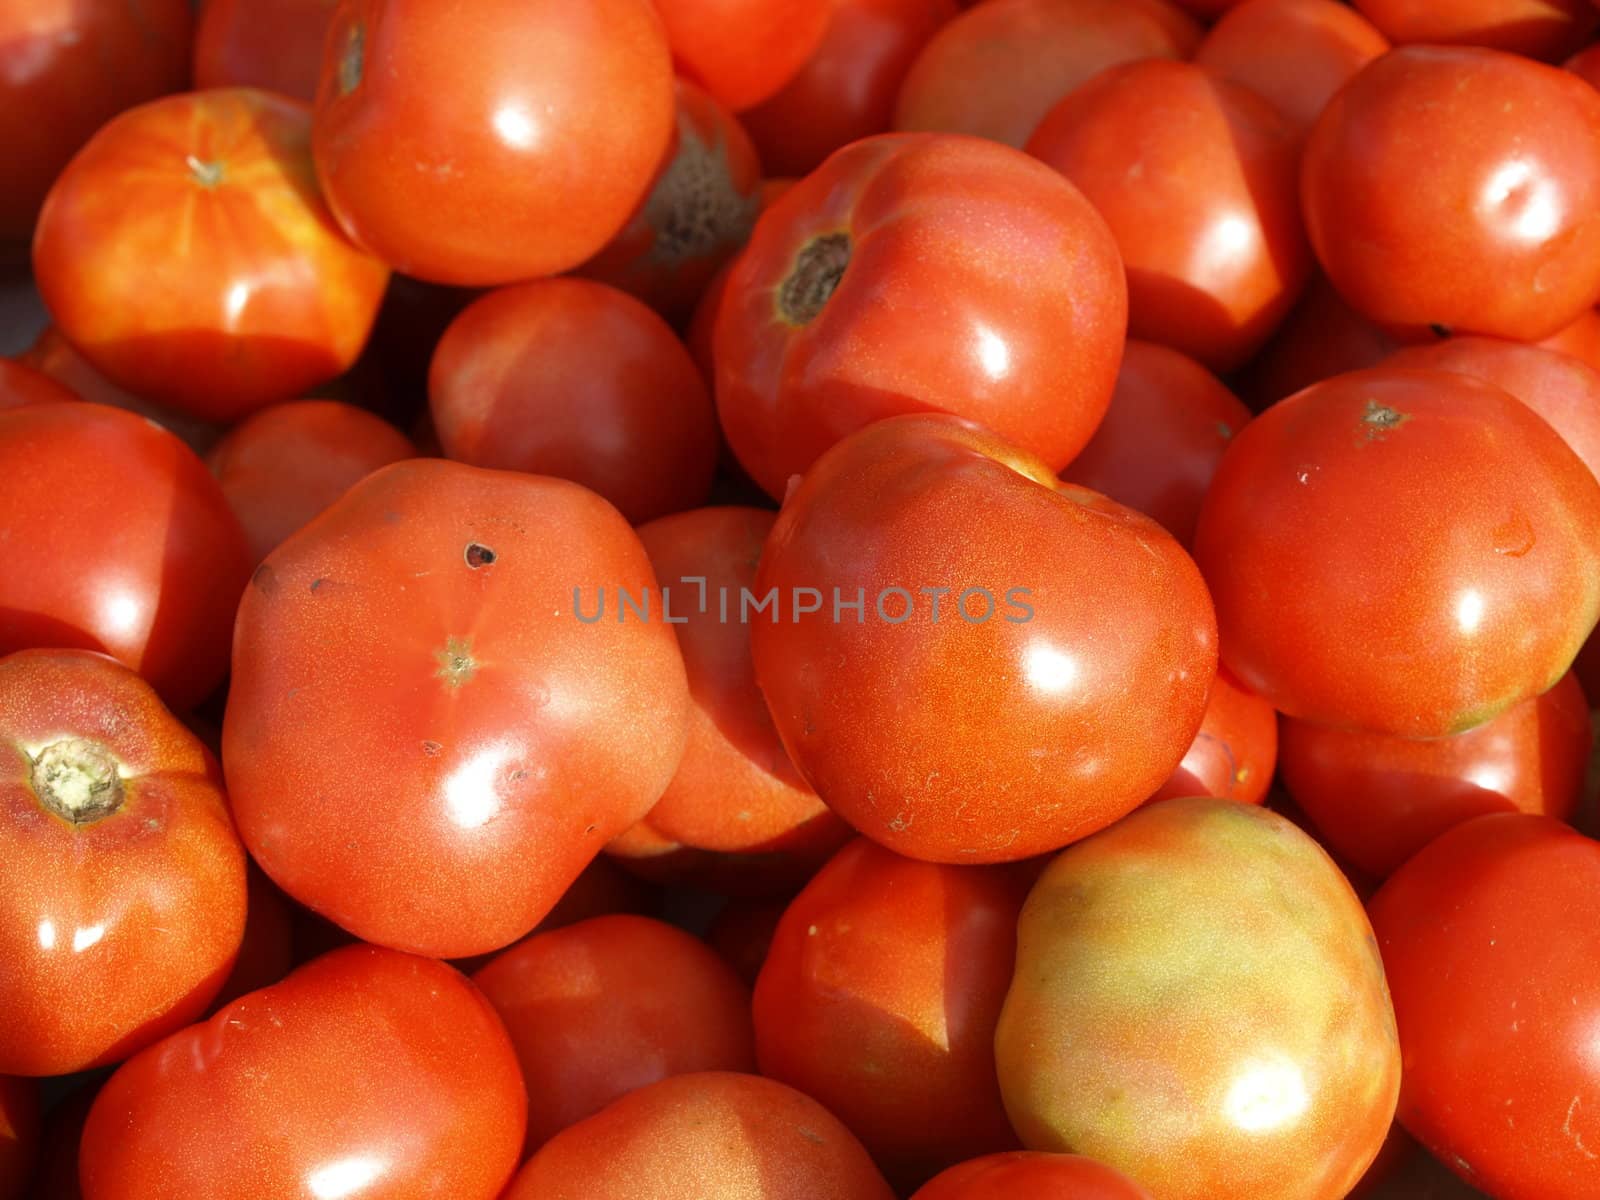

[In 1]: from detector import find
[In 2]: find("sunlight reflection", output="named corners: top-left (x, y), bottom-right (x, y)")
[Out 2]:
top-left (1023, 644), bottom-right (1079, 694)
top-left (443, 744), bottom-right (513, 829)
top-left (307, 1155), bottom-right (386, 1199)
top-left (1224, 1057), bottom-right (1309, 1134)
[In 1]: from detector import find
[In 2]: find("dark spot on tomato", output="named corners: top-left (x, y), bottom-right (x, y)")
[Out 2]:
top-left (465, 543), bottom-right (496, 569)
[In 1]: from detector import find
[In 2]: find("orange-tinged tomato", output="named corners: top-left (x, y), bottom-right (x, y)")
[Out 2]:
top-left (910, 1153), bottom-right (1154, 1200)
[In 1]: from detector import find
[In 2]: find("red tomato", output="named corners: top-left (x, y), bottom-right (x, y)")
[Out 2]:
top-left (1345, 1126), bottom-right (1418, 1200)
top-left (742, 0), bottom-right (959, 178)
top-left (473, 915), bottom-right (755, 1151)
top-left (0, 1077), bottom-right (37, 1200)
top-left (0, 0), bottom-right (192, 247)
top-left (892, 0), bottom-right (1199, 148)
top-left (1243, 274), bottom-right (1397, 410)
top-left (194, 0), bottom-right (337, 102)
top-left (0, 403), bottom-right (250, 711)
top-left (706, 895), bottom-right (789, 987)
top-left (1369, 814), bottom-right (1600, 1198)
top-left (529, 855), bottom-right (660, 934)
top-left (211, 865), bottom-right (297, 1010)
top-left (716, 133), bottom-right (1127, 499)
top-left (502, 1072), bottom-right (895, 1200)
top-left (1194, 368), bottom-right (1600, 737)
top-left (206, 399), bottom-right (415, 564)
top-left (313, 0), bottom-right (674, 286)
top-left (755, 839), bottom-right (1024, 1186)
top-left (752, 415), bottom-right (1217, 863)
top-left (1541, 307), bottom-right (1600, 374)
top-left (1060, 340), bottom-right (1251, 549)
top-left (1149, 666), bottom-right (1278, 806)
top-left (0, 359), bottom-right (77, 410)
top-left (1302, 47), bottom-right (1600, 342)
top-left (224, 459), bottom-right (691, 958)
top-left (1352, 0), bottom-right (1597, 61)
top-left (1570, 41), bottom-right (1600, 88)
top-left (605, 820), bottom-right (834, 896)
top-left (996, 798), bottom-right (1400, 1200)
top-left (653, 0), bottom-right (832, 111)
top-left (1028, 60), bottom-right (1311, 373)
top-left (0, 650), bottom-right (246, 1077)
top-left (911, 1153), bottom-right (1154, 1200)
top-left (430, 279), bottom-right (717, 525)
top-left (80, 945), bottom-right (526, 1200)
top-left (685, 178), bottom-right (797, 386)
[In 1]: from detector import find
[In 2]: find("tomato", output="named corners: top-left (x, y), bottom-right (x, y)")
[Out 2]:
top-left (0, 0), bottom-right (192, 248)
top-left (1351, 0), bottom-right (1597, 61)
top-left (752, 415), bottom-right (1217, 863)
top-left (605, 820), bottom-right (834, 896)
top-left (0, 650), bottom-right (246, 1077)
top-left (1149, 666), bottom-right (1277, 807)
top-left (1243, 274), bottom-right (1398, 409)
top-left (502, 1072), bottom-right (895, 1200)
top-left (224, 459), bottom-right (691, 958)
top-left (910, 1153), bottom-right (1154, 1200)
top-left (1028, 60), bottom-right (1311, 373)
top-left (706, 895), bottom-right (789, 987)
top-left (473, 915), bottom-right (755, 1151)
top-left (1194, 0), bottom-right (1390, 137)
top-left (716, 134), bottom-right (1127, 499)
top-left (0, 403), bottom-right (250, 710)
top-left (29, 1083), bottom-right (92, 1200)
top-left (1302, 47), bottom-right (1600, 343)
top-left (996, 798), bottom-right (1400, 1200)
top-left (1194, 368), bottom-right (1600, 737)
top-left (1347, 1126), bottom-right (1419, 1200)
top-left (1369, 814), bottom-right (1600, 1198)
top-left (312, 0), bottom-right (674, 286)
top-left (212, 865), bottom-right (297, 1010)
top-left (892, 0), bottom-right (1199, 148)
top-left (1570, 41), bottom-right (1600, 88)
top-left (0, 359), bottom-right (76, 410)
top-left (1060, 340), bottom-right (1251, 550)
top-left (429, 279), bottom-right (716, 525)
top-left (0, 1076), bottom-right (37, 1200)
top-left (1542, 308), bottom-right (1600, 373)
top-left (79, 945), bottom-right (526, 1200)
top-left (206, 399), bottom-right (415, 564)
top-left (653, 0), bottom-right (832, 111)
top-left (1172, 0), bottom-right (1246, 15)
top-left (194, 0), bottom-right (337, 102)
top-left (686, 178), bottom-right (797, 386)
top-left (742, 0), bottom-right (959, 178)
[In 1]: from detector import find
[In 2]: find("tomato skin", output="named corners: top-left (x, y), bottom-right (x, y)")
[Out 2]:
top-left (0, 403), bottom-right (251, 711)
top-left (80, 945), bottom-right (526, 1200)
top-left (1149, 666), bottom-right (1277, 807)
top-left (706, 895), bottom-right (789, 987)
top-left (751, 415), bottom-right (1217, 863)
top-left (194, 0), bottom-right (337, 102)
top-left (1194, 367), bottom-right (1600, 738)
top-left (313, 0), bottom-right (674, 286)
top-left (996, 798), bottom-right (1400, 1200)
top-left (0, 359), bottom-right (77, 410)
top-left (224, 459), bottom-right (691, 958)
top-left (653, 0), bottom-right (832, 111)
top-left (0, 650), bottom-right (247, 1078)
top-left (211, 865), bottom-right (297, 1010)
top-left (1352, 0), bottom-right (1597, 62)
top-left (1243, 274), bottom-right (1398, 410)
top-left (910, 1152), bottom-right (1154, 1200)
top-left (430, 279), bottom-right (717, 525)
top-left (1369, 814), bottom-right (1600, 1198)
top-left (0, 1076), bottom-right (38, 1200)
top-left (1303, 47), bottom-right (1600, 343)
top-left (716, 133), bottom-right (1127, 500)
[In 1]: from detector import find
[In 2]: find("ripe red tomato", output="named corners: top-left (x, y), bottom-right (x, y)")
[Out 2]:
top-left (892, 0), bottom-right (1199, 148)
top-left (1059, 340), bottom-right (1251, 549)
top-left (752, 415), bottom-right (1217, 863)
top-left (605, 820), bottom-right (832, 896)
top-left (996, 798), bottom-right (1400, 1200)
top-left (1542, 308), bottom-right (1600, 374)
top-left (194, 0), bottom-right (337, 102)
top-left (0, 0), bottom-right (192, 248)
top-left (80, 945), bottom-right (526, 1200)
top-left (224, 459), bottom-right (691, 958)
top-left (706, 895), bottom-right (789, 987)
top-left (1570, 41), bottom-right (1600, 87)
top-left (911, 1153), bottom-right (1154, 1200)
top-left (473, 914), bottom-right (756, 1151)
top-left (652, 0), bottom-right (831, 111)
top-left (0, 1076), bottom-right (37, 1200)
top-left (502, 1072), bottom-right (895, 1200)
top-left (716, 133), bottom-right (1127, 499)
top-left (1149, 666), bottom-right (1277, 807)
top-left (1194, 368), bottom-right (1600, 737)
top-left (1302, 47), bottom-right (1600, 342)
top-left (1369, 814), bottom-right (1600, 1198)
top-left (313, 0), bottom-right (674, 286)
top-left (206, 399), bottom-right (415, 564)
top-left (1243, 274), bottom-right (1398, 409)
top-left (0, 649), bottom-right (246, 1078)
top-left (1352, 0), bottom-right (1597, 61)
top-left (1028, 60), bottom-right (1311, 373)
top-left (0, 359), bottom-right (76, 410)
top-left (0, 403), bottom-right (250, 711)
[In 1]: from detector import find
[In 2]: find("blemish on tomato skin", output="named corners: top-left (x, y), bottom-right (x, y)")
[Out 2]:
top-left (251, 563), bottom-right (278, 596)
top-left (1360, 400), bottom-right (1410, 441)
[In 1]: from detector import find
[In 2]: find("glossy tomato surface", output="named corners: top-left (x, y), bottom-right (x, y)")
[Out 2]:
top-left (194, 0), bottom-right (338, 102)
top-left (0, 1077), bottom-right (38, 1200)
top-left (653, 0), bottom-right (831, 111)
top-left (1149, 666), bottom-right (1278, 806)
top-left (911, 1152), bottom-right (1154, 1200)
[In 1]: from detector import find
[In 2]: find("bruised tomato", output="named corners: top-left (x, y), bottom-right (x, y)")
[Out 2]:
top-left (194, 0), bottom-right (338, 101)
top-left (1149, 666), bottom-right (1277, 807)
top-left (911, 1153), bottom-right (1154, 1200)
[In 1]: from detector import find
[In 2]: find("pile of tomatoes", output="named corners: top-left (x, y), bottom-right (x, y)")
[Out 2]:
top-left (6, 0), bottom-right (1600, 1197)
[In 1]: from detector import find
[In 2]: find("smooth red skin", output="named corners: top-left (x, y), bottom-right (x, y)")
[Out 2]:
top-left (891, 0), bottom-right (1199, 149)
top-left (742, 0), bottom-right (959, 178)
top-left (1195, 0), bottom-right (1390, 137)
top-left (0, 1077), bottom-right (38, 1200)
top-left (706, 896), bottom-right (789, 987)
top-left (1541, 307), bottom-right (1600, 374)
top-left (474, 915), bottom-right (755, 1152)
top-left (80, 945), bottom-right (527, 1200)
top-left (1303, 46), bottom-right (1600, 343)
top-left (653, 0), bottom-right (832, 111)
top-left (605, 816), bottom-right (839, 896)
top-left (212, 865), bottom-right (297, 1010)
top-left (194, 0), bottom-right (337, 102)
top-left (752, 415), bottom-right (1218, 863)
top-left (716, 133), bottom-right (1128, 500)
top-left (0, 650), bottom-right (247, 1077)
top-left (0, 358), bottom-right (77, 410)
top-left (30, 1084), bottom-right (93, 1200)
top-left (0, 0), bottom-right (192, 246)
top-left (206, 399), bottom-right (415, 564)
top-left (1150, 665), bottom-right (1278, 807)
top-left (755, 839), bottom-right (1025, 1186)
top-left (1353, 0), bottom-right (1597, 61)
top-left (430, 278), bottom-right (718, 525)
top-left (1060, 340), bottom-right (1251, 550)
top-left (1281, 671), bottom-right (1590, 880)
top-left (1194, 368), bottom-right (1600, 738)
top-left (224, 459), bottom-right (691, 958)
top-left (1029, 60), bottom-right (1311, 374)
top-left (1243, 274), bottom-right (1399, 410)
top-left (0, 403), bottom-right (250, 711)
top-left (313, 0), bottom-right (674, 286)
top-left (503, 1072), bottom-right (896, 1200)
top-left (1570, 41), bottom-right (1600, 87)
top-left (911, 1153), bottom-right (1154, 1200)
top-left (1369, 815), bottom-right (1600, 1198)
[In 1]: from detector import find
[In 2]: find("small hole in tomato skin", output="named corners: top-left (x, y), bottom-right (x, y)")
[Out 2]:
top-left (778, 232), bottom-right (851, 326)
top-left (465, 543), bottom-right (496, 569)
